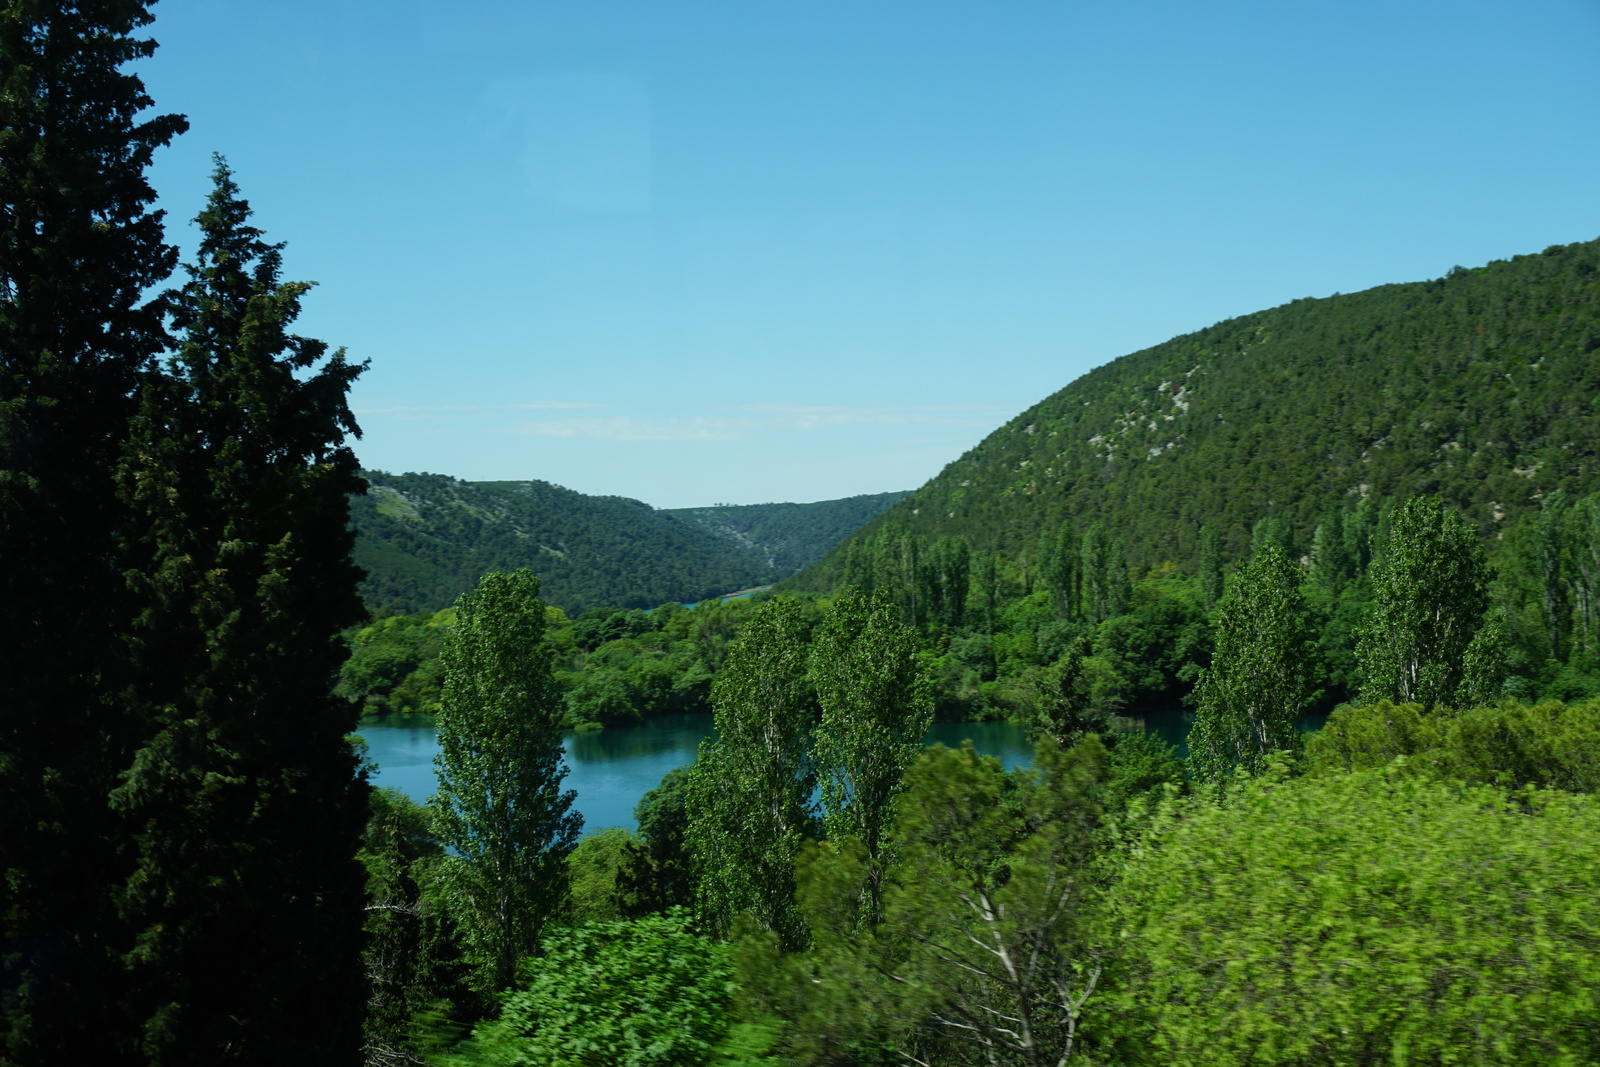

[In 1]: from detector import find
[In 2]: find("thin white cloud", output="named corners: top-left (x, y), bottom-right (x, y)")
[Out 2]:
top-left (354, 400), bottom-right (600, 420)
top-left (499, 403), bottom-right (1007, 442)
top-left (738, 403), bottom-right (1005, 429)
top-left (505, 415), bottom-right (744, 442)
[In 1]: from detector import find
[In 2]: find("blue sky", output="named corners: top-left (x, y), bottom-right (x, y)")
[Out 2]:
top-left (140, 0), bottom-right (1600, 508)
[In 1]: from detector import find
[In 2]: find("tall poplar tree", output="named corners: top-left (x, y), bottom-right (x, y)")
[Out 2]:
top-left (810, 589), bottom-right (932, 918)
top-left (1190, 541), bottom-right (1316, 782)
top-left (111, 157), bottom-right (370, 1063)
top-left (1197, 522), bottom-right (1224, 610)
top-left (685, 596), bottom-right (816, 946)
top-left (432, 569), bottom-right (581, 994)
top-left (0, 3), bottom-right (185, 1059)
top-left (1357, 497), bottom-right (1493, 710)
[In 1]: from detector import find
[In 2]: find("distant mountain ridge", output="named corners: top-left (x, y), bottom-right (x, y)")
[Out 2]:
top-left (349, 473), bottom-right (905, 615)
top-left (795, 236), bottom-right (1600, 584)
top-left (664, 492), bottom-right (910, 574)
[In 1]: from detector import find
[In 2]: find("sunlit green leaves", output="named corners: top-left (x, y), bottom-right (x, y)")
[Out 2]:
top-left (1190, 541), bottom-right (1315, 781)
top-left (1108, 767), bottom-right (1600, 1065)
top-left (432, 568), bottom-right (582, 992)
top-left (685, 596), bottom-right (817, 945)
top-left (1357, 497), bottom-right (1494, 709)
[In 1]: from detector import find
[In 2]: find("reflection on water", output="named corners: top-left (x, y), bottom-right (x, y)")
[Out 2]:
top-left (924, 719), bottom-right (1034, 771)
top-left (1125, 709), bottom-right (1197, 756)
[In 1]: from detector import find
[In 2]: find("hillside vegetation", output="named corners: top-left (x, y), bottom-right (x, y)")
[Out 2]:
top-left (350, 473), bottom-right (905, 615)
top-left (664, 491), bottom-right (909, 575)
top-left (799, 238), bottom-right (1600, 582)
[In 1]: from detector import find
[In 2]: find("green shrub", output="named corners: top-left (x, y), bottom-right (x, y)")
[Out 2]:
top-left (1105, 766), bottom-right (1600, 1065)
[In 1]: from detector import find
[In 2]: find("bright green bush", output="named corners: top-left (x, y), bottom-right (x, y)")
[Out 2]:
top-left (1106, 766), bottom-right (1600, 1065)
top-left (452, 910), bottom-right (781, 1067)
top-left (1307, 697), bottom-right (1600, 792)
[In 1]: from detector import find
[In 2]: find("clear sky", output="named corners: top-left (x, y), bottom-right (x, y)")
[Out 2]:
top-left (139, 0), bottom-right (1600, 508)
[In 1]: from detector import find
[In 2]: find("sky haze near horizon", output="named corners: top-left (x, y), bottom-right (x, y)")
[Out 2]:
top-left (141, 0), bottom-right (1600, 508)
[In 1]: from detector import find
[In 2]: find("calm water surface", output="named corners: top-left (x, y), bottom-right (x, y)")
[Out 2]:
top-left (359, 710), bottom-right (1324, 833)
top-left (359, 714), bottom-right (1035, 833)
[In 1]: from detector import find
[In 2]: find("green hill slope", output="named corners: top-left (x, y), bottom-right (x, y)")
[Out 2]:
top-left (797, 237), bottom-right (1600, 583)
top-left (663, 491), bottom-right (910, 575)
top-left (350, 474), bottom-right (905, 615)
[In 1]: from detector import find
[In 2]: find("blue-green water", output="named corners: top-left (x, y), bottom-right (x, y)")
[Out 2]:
top-left (358, 714), bottom-right (1036, 833)
top-left (358, 709), bottom-right (1323, 834)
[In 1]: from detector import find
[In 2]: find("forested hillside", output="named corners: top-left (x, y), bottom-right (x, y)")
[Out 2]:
top-left (351, 473), bottom-right (905, 614)
top-left (799, 238), bottom-right (1600, 583)
top-left (664, 491), bottom-right (910, 575)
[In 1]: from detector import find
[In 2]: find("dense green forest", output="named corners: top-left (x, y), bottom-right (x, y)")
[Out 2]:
top-left (351, 471), bottom-right (906, 615)
top-left (664, 492), bottom-right (911, 575)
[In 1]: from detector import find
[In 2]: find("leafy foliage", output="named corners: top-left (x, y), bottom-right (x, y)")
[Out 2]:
top-left (811, 588), bottom-right (934, 906)
top-left (1306, 697), bottom-right (1600, 793)
top-left (1190, 542), bottom-right (1316, 780)
top-left (360, 788), bottom-right (474, 1063)
top-left (432, 570), bottom-right (582, 993)
top-left (750, 739), bottom-right (1109, 1067)
top-left (448, 911), bottom-right (782, 1067)
top-left (564, 827), bottom-right (639, 925)
top-left (1107, 765), bottom-right (1600, 1065)
top-left (686, 596), bottom-right (818, 945)
top-left (1357, 496), bottom-right (1497, 708)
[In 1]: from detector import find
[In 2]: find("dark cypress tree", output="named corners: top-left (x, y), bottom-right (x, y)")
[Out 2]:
top-left (0, 3), bottom-right (186, 1060)
top-left (1198, 522), bottom-right (1225, 610)
top-left (112, 157), bottom-right (369, 1064)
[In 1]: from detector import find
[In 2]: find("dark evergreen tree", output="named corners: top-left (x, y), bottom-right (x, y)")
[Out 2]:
top-left (919, 535), bottom-right (970, 630)
top-left (112, 158), bottom-right (370, 1064)
top-left (1534, 490), bottom-right (1569, 662)
top-left (1079, 522), bottom-right (1131, 623)
top-left (0, 3), bottom-right (185, 1060)
top-left (1198, 522), bottom-right (1224, 610)
top-left (1570, 492), bottom-right (1600, 670)
top-left (1250, 514), bottom-right (1295, 562)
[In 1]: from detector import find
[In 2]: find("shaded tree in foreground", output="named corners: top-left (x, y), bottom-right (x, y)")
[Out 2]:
top-left (114, 157), bottom-right (370, 1063)
top-left (0, 2), bottom-right (185, 1060)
